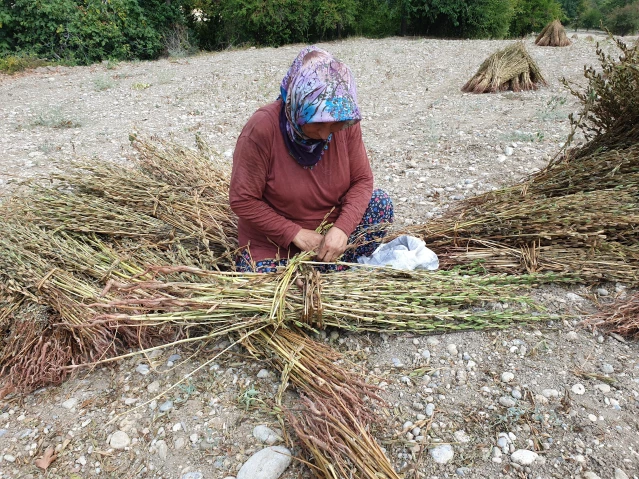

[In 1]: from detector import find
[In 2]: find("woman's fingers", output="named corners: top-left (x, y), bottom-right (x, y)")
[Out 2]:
top-left (317, 227), bottom-right (348, 262)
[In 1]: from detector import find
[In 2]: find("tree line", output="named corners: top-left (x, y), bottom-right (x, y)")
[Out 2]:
top-left (0, 0), bottom-right (637, 67)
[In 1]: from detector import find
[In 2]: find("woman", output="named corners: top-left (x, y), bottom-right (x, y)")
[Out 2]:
top-left (230, 46), bottom-right (393, 273)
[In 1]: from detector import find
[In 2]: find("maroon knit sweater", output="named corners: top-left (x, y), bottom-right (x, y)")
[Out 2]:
top-left (229, 100), bottom-right (374, 261)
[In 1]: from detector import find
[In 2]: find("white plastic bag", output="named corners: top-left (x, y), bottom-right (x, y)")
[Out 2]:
top-left (356, 235), bottom-right (439, 271)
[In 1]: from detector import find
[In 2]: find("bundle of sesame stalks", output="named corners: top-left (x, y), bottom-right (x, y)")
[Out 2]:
top-left (407, 38), bottom-right (639, 285)
top-left (243, 326), bottom-right (399, 479)
top-left (3, 137), bottom-right (238, 269)
top-left (461, 42), bottom-right (546, 93)
top-left (88, 259), bottom-right (563, 335)
top-left (583, 292), bottom-right (639, 339)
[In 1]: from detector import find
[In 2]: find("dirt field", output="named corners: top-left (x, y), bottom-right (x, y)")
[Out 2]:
top-left (1, 34), bottom-right (638, 479)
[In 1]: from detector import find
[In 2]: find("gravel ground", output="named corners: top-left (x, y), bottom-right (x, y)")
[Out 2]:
top-left (1, 34), bottom-right (638, 479)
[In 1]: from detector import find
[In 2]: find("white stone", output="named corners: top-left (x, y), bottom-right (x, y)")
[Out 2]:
top-left (109, 431), bottom-right (131, 449)
top-left (614, 468), bottom-right (630, 479)
top-left (147, 381), bottom-right (161, 393)
top-left (236, 446), bottom-right (292, 479)
top-left (3, 454), bottom-right (16, 462)
top-left (76, 455), bottom-right (87, 466)
top-left (510, 449), bottom-right (538, 465)
top-left (257, 369), bottom-right (270, 379)
top-left (588, 414), bottom-right (598, 422)
top-left (504, 146), bottom-right (514, 156)
top-left (156, 440), bottom-right (168, 460)
top-left (429, 444), bottom-right (454, 464)
top-left (501, 372), bottom-right (514, 383)
top-left (566, 292), bottom-right (585, 302)
top-left (446, 344), bottom-right (458, 355)
top-left (499, 396), bottom-right (516, 407)
top-left (62, 398), bottom-right (78, 410)
top-left (571, 383), bottom-right (585, 395)
top-left (565, 331), bottom-right (579, 341)
top-left (583, 472), bottom-right (602, 479)
top-left (174, 437), bottom-right (186, 449)
top-left (453, 430), bottom-right (470, 443)
top-left (253, 425), bottom-right (282, 445)
top-left (541, 389), bottom-right (559, 398)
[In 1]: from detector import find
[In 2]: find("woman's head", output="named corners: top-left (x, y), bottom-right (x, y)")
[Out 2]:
top-left (280, 46), bottom-right (361, 137)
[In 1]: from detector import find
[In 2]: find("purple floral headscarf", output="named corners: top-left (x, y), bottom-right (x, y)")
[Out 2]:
top-left (279, 46), bottom-right (361, 168)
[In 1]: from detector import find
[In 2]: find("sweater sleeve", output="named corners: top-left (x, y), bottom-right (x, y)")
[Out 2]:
top-left (332, 123), bottom-right (374, 235)
top-left (229, 113), bottom-right (302, 249)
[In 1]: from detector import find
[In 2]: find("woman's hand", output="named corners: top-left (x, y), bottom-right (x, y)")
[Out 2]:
top-left (292, 229), bottom-right (324, 253)
top-left (316, 227), bottom-right (348, 262)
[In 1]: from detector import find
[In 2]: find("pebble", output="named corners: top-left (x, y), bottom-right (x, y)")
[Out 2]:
top-left (182, 473), bottom-right (203, 479)
top-left (504, 146), bottom-right (514, 156)
top-left (596, 287), bottom-right (609, 296)
top-left (453, 430), bottom-right (470, 443)
top-left (426, 337), bottom-right (440, 346)
top-left (168, 354), bottom-right (181, 363)
top-left (499, 396), bottom-right (517, 407)
top-left (3, 454), bottom-right (16, 462)
top-left (422, 349), bottom-right (431, 360)
top-left (588, 414), bottom-right (598, 422)
top-left (595, 383), bottom-right (611, 393)
top-left (429, 444), bottom-right (454, 464)
top-left (565, 331), bottom-right (579, 341)
top-left (566, 292), bottom-right (585, 302)
top-left (501, 372), bottom-right (514, 383)
top-left (446, 344), bottom-right (458, 355)
top-left (159, 400), bottom-right (173, 412)
top-left (391, 358), bottom-right (404, 368)
top-left (147, 381), bottom-right (160, 393)
top-left (253, 425), bottom-right (282, 445)
top-left (175, 437), bottom-right (186, 449)
top-left (62, 398), bottom-right (78, 410)
top-left (614, 468), bottom-right (629, 479)
top-left (510, 449), bottom-right (538, 465)
top-left (511, 389), bottom-right (522, 400)
top-left (601, 363), bottom-right (615, 374)
top-left (425, 403), bottom-right (435, 417)
top-left (583, 472), bottom-right (601, 479)
top-left (236, 446), bottom-right (292, 479)
top-left (76, 455), bottom-right (87, 466)
top-left (571, 383), bottom-right (585, 395)
top-left (156, 440), bottom-right (168, 460)
top-left (542, 389), bottom-right (559, 398)
top-left (257, 369), bottom-right (270, 379)
top-left (136, 364), bottom-right (150, 375)
top-left (109, 431), bottom-right (131, 449)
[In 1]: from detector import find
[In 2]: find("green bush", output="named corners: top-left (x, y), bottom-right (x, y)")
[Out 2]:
top-left (354, 0), bottom-right (400, 37)
top-left (0, 54), bottom-right (48, 74)
top-left (579, 7), bottom-right (603, 29)
top-left (510, 0), bottom-right (564, 37)
top-left (604, 3), bottom-right (639, 35)
top-left (0, 0), bottom-right (184, 64)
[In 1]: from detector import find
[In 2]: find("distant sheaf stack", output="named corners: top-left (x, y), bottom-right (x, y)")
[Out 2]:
top-left (461, 42), bottom-right (547, 93)
top-left (535, 20), bottom-right (572, 47)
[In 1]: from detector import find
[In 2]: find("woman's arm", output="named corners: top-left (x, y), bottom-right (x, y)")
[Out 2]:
top-left (332, 123), bottom-right (374, 236)
top-left (230, 132), bottom-right (303, 249)
top-left (316, 123), bottom-right (374, 262)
